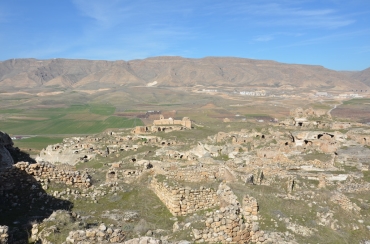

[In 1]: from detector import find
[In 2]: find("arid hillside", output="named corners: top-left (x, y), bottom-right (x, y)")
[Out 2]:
top-left (0, 57), bottom-right (369, 91)
top-left (347, 67), bottom-right (370, 86)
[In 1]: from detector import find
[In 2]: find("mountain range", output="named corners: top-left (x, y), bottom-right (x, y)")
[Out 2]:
top-left (0, 57), bottom-right (369, 91)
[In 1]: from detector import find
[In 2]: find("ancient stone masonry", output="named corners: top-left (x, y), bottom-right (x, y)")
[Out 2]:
top-left (66, 223), bottom-right (125, 243)
top-left (36, 132), bottom-right (178, 167)
top-left (192, 204), bottom-right (252, 243)
top-left (242, 195), bottom-right (259, 221)
top-left (346, 129), bottom-right (370, 146)
top-left (153, 115), bottom-right (192, 128)
top-left (0, 226), bottom-right (8, 244)
top-left (123, 237), bottom-right (162, 243)
top-left (277, 107), bottom-right (332, 129)
top-left (105, 160), bottom-right (154, 183)
top-left (150, 177), bottom-right (219, 216)
top-left (36, 142), bottom-right (96, 165)
top-left (165, 164), bottom-right (221, 182)
top-left (337, 181), bottom-right (370, 193)
top-left (290, 131), bottom-right (345, 148)
top-left (4, 105), bottom-right (370, 243)
top-left (13, 161), bottom-right (91, 188)
top-left (192, 183), bottom-right (280, 243)
top-left (330, 192), bottom-right (361, 212)
top-left (30, 210), bottom-right (126, 243)
top-left (132, 116), bottom-right (192, 134)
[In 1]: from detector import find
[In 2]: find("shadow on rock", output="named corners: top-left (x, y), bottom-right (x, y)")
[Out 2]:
top-left (9, 146), bottom-right (36, 164)
top-left (0, 166), bottom-right (73, 243)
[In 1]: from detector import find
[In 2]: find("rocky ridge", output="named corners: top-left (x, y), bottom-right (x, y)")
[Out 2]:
top-left (0, 57), bottom-right (369, 91)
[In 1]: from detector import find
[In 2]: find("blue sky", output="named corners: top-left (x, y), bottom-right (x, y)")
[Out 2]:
top-left (0, 0), bottom-right (369, 70)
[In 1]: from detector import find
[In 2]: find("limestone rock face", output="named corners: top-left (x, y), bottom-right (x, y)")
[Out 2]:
top-left (0, 131), bottom-right (14, 168)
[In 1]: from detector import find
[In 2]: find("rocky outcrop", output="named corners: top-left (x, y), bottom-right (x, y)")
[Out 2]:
top-left (0, 145), bottom-right (13, 169)
top-left (0, 131), bottom-right (14, 169)
top-left (0, 225), bottom-right (8, 244)
top-left (0, 164), bottom-right (73, 242)
top-left (36, 142), bottom-right (96, 165)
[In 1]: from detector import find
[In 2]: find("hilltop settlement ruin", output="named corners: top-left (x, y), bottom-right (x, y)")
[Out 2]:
top-left (1, 105), bottom-right (370, 243)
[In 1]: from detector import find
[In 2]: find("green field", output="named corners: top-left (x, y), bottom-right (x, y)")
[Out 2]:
top-left (0, 104), bottom-right (143, 135)
top-left (342, 98), bottom-right (370, 105)
top-left (14, 137), bottom-right (63, 150)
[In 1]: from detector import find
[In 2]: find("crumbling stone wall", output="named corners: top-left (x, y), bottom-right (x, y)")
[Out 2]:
top-left (193, 205), bottom-right (252, 243)
top-left (193, 183), bottom-right (272, 243)
top-left (66, 224), bottom-right (125, 243)
top-left (150, 178), bottom-right (219, 216)
top-left (166, 166), bottom-right (218, 182)
top-left (13, 162), bottom-right (91, 188)
top-left (347, 131), bottom-right (370, 146)
top-left (330, 192), bottom-right (361, 212)
top-left (242, 195), bottom-right (259, 221)
top-left (106, 169), bottom-right (144, 183)
top-left (106, 161), bottom-right (153, 183)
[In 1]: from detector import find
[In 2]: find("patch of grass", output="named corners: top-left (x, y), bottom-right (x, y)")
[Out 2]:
top-left (89, 104), bottom-right (116, 115)
top-left (72, 185), bottom-right (174, 239)
top-left (245, 113), bottom-right (269, 118)
top-left (213, 154), bottom-right (229, 161)
top-left (0, 104), bottom-right (143, 135)
top-left (13, 136), bottom-right (63, 151)
top-left (363, 170), bottom-right (370, 182)
top-left (302, 151), bottom-right (332, 162)
top-left (0, 108), bottom-right (23, 113)
top-left (342, 98), bottom-right (370, 105)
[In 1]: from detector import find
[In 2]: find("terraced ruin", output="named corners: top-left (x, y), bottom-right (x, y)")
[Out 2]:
top-left (1, 103), bottom-right (370, 243)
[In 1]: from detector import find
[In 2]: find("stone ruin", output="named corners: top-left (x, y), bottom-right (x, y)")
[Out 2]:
top-left (192, 183), bottom-right (275, 243)
top-left (148, 176), bottom-right (292, 243)
top-left (150, 177), bottom-right (219, 216)
top-left (132, 116), bottom-right (192, 134)
top-left (279, 107), bottom-right (334, 129)
top-left (153, 115), bottom-right (192, 128)
top-left (66, 223), bottom-right (125, 243)
top-left (36, 139), bottom-right (96, 165)
top-left (2, 104), bottom-right (370, 243)
top-left (13, 161), bottom-right (91, 188)
top-left (105, 160), bottom-right (154, 183)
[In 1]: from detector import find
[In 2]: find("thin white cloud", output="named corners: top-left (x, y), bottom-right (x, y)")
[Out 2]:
top-left (253, 35), bottom-right (274, 42)
top-left (211, 1), bottom-right (355, 29)
top-left (280, 29), bottom-right (370, 47)
top-left (68, 0), bottom-right (198, 60)
top-left (72, 0), bottom-right (132, 28)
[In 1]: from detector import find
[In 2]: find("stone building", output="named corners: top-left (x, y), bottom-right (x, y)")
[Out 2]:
top-left (153, 115), bottom-right (192, 129)
top-left (132, 116), bottom-right (192, 134)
